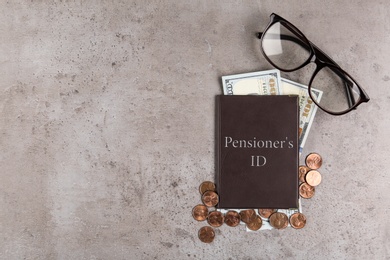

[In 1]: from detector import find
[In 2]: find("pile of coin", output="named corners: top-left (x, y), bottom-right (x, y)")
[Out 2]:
top-left (194, 184), bottom-right (261, 243)
top-left (192, 152), bottom-right (323, 243)
top-left (299, 153), bottom-right (323, 199)
top-left (192, 181), bottom-right (219, 243)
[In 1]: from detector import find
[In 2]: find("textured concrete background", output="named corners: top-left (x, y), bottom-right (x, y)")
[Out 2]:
top-left (0, 1), bottom-right (389, 259)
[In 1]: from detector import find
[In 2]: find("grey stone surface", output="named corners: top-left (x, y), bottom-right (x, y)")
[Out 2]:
top-left (0, 1), bottom-right (389, 259)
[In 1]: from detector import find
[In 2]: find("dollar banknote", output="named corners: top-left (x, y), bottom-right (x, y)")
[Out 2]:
top-left (280, 78), bottom-right (323, 154)
top-left (221, 70), bottom-right (322, 154)
top-left (222, 69), bottom-right (282, 95)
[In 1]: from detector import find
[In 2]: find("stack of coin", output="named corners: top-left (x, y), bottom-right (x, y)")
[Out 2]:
top-left (299, 153), bottom-right (323, 199)
top-left (240, 209), bottom-right (263, 231)
top-left (192, 181), bottom-right (221, 243)
top-left (293, 152), bottom-right (324, 229)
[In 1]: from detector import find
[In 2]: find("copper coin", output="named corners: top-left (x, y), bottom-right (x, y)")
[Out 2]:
top-left (192, 204), bottom-right (208, 221)
top-left (269, 212), bottom-right (288, 229)
top-left (239, 209), bottom-right (257, 224)
top-left (305, 170), bottom-right (322, 187)
top-left (258, 209), bottom-right (277, 219)
top-left (224, 211), bottom-right (241, 227)
top-left (199, 181), bottom-right (216, 195)
top-left (198, 226), bottom-right (215, 243)
top-left (299, 182), bottom-right (315, 199)
top-left (305, 153), bottom-right (323, 170)
top-left (299, 165), bottom-right (310, 183)
top-left (289, 213), bottom-right (307, 229)
top-left (201, 191), bottom-right (219, 207)
top-left (207, 211), bottom-right (224, 227)
top-left (247, 215), bottom-right (263, 231)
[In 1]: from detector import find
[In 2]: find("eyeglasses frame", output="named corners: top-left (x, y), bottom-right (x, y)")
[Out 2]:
top-left (257, 13), bottom-right (370, 116)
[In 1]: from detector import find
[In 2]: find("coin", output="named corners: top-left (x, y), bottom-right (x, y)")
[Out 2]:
top-left (201, 191), bottom-right (219, 207)
top-left (224, 210), bottom-right (241, 227)
top-left (289, 213), bottom-right (307, 229)
top-left (239, 209), bottom-right (257, 224)
top-left (299, 182), bottom-right (315, 199)
top-left (269, 212), bottom-right (288, 229)
top-left (207, 211), bottom-right (224, 227)
top-left (192, 204), bottom-right (208, 221)
top-left (246, 215), bottom-right (263, 231)
top-left (298, 165), bottom-right (310, 183)
top-left (305, 153), bottom-right (322, 170)
top-left (199, 181), bottom-right (216, 195)
top-left (305, 170), bottom-right (322, 187)
top-left (258, 209), bottom-right (277, 219)
top-left (198, 226), bottom-right (215, 243)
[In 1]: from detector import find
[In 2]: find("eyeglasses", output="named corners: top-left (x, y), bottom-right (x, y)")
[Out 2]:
top-left (257, 13), bottom-right (370, 115)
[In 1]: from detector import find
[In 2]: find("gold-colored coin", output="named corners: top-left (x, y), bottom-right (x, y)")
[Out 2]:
top-left (289, 213), bottom-right (307, 229)
top-left (224, 211), bottom-right (241, 227)
top-left (201, 191), bottom-right (219, 207)
top-left (199, 181), bottom-right (216, 195)
top-left (305, 153), bottom-right (323, 170)
top-left (299, 182), bottom-right (315, 199)
top-left (258, 209), bottom-right (277, 219)
top-left (299, 165), bottom-right (310, 183)
top-left (192, 204), bottom-right (208, 221)
top-left (305, 170), bottom-right (322, 187)
top-left (239, 209), bottom-right (257, 224)
top-left (198, 226), bottom-right (215, 243)
top-left (269, 212), bottom-right (288, 229)
top-left (207, 211), bottom-right (224, 227)
top-left (246, 215), bottom-right (263, 231)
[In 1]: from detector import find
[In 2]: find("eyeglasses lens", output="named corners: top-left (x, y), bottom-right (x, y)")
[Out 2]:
top-left (262, 22), bottom-right (311, 71)
top-left (310, 67), bottom-right (362, 114)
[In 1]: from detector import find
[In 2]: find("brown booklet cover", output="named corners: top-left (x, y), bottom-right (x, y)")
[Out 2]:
top-left (216, 95), bottom-right (299, 209)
